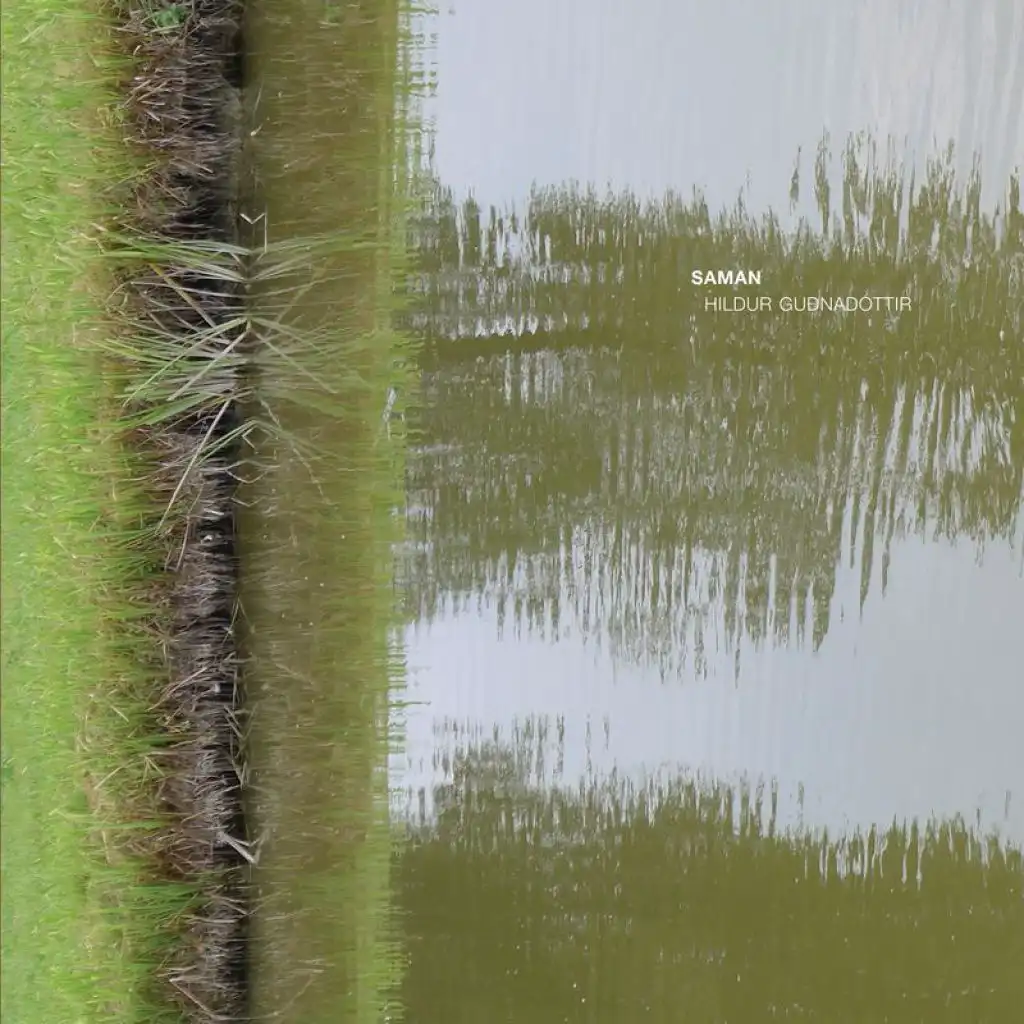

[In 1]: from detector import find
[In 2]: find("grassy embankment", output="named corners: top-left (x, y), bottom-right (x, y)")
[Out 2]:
top-left (3, 0), bottom-right (248, 1021)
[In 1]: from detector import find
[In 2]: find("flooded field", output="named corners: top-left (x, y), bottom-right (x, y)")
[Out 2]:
top-left (240, 0), bottom-right (1023, 1020)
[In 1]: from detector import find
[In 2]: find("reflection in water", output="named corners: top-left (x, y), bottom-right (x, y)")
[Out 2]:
top-left (398, 146), bottom-right (1022, 670)
top-left (238, 1), bottom-right (415, 1020)
top-left (423, 0), bottom-right (1024, 216)
top-left (397, 730), bottom-right (1024, 1022)
top-left (236, 0), bottom-right (1023, 1019)
top-left (392, 28), bottom-right (1024, 1018)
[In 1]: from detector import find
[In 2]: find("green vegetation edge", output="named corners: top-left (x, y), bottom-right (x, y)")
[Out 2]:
top-left (2, 1), bottom-right (245, 1021)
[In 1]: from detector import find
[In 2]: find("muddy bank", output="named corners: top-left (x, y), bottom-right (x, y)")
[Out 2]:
top-left (111, 1), bottom-right (250, 1019)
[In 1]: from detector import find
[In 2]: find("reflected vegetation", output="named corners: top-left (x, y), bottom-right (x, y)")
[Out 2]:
top-left (237, 1), bottom-right (415, 1020)
top-left (233, 0), bottom-right (1023, 1017)
top-left (396, 727), bottom-right (1024, 1022)
top-left (391, 134), bottom-right (1023, 1018)
top-left (399, 141), bottom-right (1022, 667)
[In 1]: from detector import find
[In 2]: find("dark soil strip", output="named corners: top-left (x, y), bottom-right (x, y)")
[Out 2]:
top-left (112, 2), bottom-right (251, 1020)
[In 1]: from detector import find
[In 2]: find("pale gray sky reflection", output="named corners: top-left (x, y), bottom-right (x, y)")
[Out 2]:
top-left (392, 529), bottom-right (1024, 846)
top-left (420, 0), bottom-right (1023, 218)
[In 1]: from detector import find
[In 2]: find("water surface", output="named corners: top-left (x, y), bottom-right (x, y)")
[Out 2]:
top-left (238, 2), bottom-right (411, 1019)
top-left (241, 0), bottom-right (1023, 1020)
top-left (394, 0), bottom-right (1024, 1019)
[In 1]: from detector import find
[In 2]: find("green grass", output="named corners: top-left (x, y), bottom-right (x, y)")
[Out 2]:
top-left (3, 0), bottom-right (426, 1017)
top-left (1, 3), bottom-right (194, 1022)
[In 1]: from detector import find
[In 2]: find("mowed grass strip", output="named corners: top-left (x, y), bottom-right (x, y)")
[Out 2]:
top-left (2, 2), bottom-right (197, 1022)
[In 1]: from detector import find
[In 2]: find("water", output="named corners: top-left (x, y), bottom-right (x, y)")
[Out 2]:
top-left (237, 3), bottom-right (410, 1018)
top-left (241, 0), bottom-right (1023, 1020)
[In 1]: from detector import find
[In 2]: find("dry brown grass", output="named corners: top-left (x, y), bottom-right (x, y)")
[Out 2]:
top-left (101, 0), bottom-right (253, 1019)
